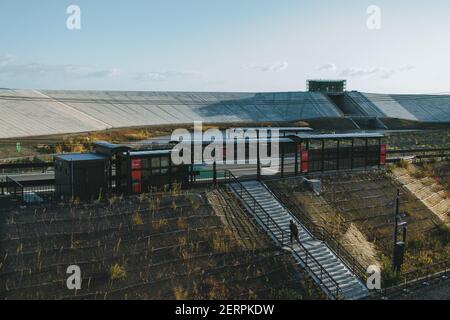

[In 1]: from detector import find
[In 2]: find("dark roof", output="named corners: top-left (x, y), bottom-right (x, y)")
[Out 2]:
top-left (292, 132), bottom-right (385, 140)
top-left (56, 153), bottom-right (108, 162)
top-left (94, 141), bottom-right (129, 150)
top-left (171, 132), bottom-right (383, 145)
top-left (307, 79), bottom-right (346, 83)
top-left (171, 137), bottom-right (294, 145)
top-left (94, 141), bottom-right (131, 156)
top-left (229, 127), bottom-right (313, 131)
top-left (130, 150), bottom-right (173, 157)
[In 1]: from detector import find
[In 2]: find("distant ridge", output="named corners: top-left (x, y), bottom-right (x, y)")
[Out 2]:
top-left (0, 89), bottom-right (449, 139)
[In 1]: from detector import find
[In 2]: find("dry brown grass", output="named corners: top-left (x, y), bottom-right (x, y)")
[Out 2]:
top-left (0, 190), bottom-right (324, 300)
top-left (151, 218), bottom-right (168, 231)
top-left (177, 217), bottom-right (188, 230)
top-left (110, 263), bottom-right (127, 281)
top-left (268, 171), bottom-right (450, 275)
top-left (173, 286), bottom-right (189, 300)
top-left (211, 229), bottom-right (238, 253)
top-left (131, 212), bottom-right (144, 226)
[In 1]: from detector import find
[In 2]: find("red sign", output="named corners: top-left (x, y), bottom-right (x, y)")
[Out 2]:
top-left (132, 182), bottom-right (142, 194)
top-left (132, 170), bottom-right (142, 181)
top-left (131, 159), bottom-right (142, 170)
top-left (301, 162), bottom-right (309, 173)
top-left (380, 144), bottom-right (387, 165)
top-left (301, 150), bottom-right (309, 173)
top-left (301, 150), bottom-right (309, 162)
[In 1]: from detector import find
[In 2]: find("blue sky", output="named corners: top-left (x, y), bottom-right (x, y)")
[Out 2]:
top-left (1, 0), bottom-right (450, 93)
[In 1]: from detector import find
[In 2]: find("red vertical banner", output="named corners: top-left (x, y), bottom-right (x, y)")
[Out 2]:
top-left (131, 159), bottom-right (142, 169)
top-left (297, 144), bottom-right (302, 172)
top-left (301, 150), bottom-right (309, 173)
top-left (131, 158), bottom-right (142, 193)
top-left (132, 182), bottom-right (142, 194)
top-left (132, 170), bottom-right (142, 181)
top-left (380, 144), bottom-right (387, 165)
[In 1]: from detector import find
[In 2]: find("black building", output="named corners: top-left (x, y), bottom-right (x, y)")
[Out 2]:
top-left (307, 80), bottom-right (347, 94)
top-left (53, 132), bottom-right (386, 200)
top-left (54, 153), bottom-right (109, 200)
top-left (116, 149), bottom-right (189, 194)
top-left (170, 131), bottom-right (385, 181)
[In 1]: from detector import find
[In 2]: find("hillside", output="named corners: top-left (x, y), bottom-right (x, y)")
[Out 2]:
top-left (0, 189), bottom-right (324, 300)
top-left (267, 169), bottom-right (450, 282)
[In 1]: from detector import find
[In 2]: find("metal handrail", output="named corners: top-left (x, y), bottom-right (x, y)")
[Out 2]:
top-left (264, 183), bottom-right (368, 282)
top-left (6, 176), bottom-right (24, 201)
top-left (398, 259), bottom-right (450, 285)
top-left (224, 170), bottom-right (343, 300)
top-left (369, 258), bottom-right (450, 299)
top-left (388, 148), bottom-right (450, 154)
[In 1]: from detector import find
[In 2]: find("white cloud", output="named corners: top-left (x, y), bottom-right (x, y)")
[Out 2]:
top-left (340, 66), bottom-right (415, 79)
top-left (135, 71), bottom-right (201, 82)
top-left (399, 65), bottom-right (415, 72)
top-left (380, 69), bottom-right (397, 79)
top-left (58, 65), bottom-right (121, 78)
top-left (317, 63), bottom-right (337, 71)
top-left (245, 61), bottom-right (289, 73)
top-left (0, 54), bottom-right (206, 86)
top-left (0, 57), bottom-right (120, 79)
top-left (339, 67), bottom-right (381, 77)
top-left (0, 54), bottom-right (15, 66)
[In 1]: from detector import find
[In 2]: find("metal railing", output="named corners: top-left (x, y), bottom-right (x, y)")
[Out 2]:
top-left (0, 161), bottom-right (54, 170)
top-left (5, 176), bottom-right (24, 202)
top-left (388, 148), bottom-right (450, 154)
top-left (224, 170), bottom-right (343, 300)
top-left (387, 148), bottom-right (450, 163)
top-left (369, 259), bottom-right (450, 299)
top-left (264, 182), bottom-right (368, 282)
top-left (1, 178), bottom-right (63, 204)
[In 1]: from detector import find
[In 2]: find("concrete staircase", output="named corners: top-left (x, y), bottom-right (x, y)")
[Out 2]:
top-left (228, 180), bottom-right (369, 300)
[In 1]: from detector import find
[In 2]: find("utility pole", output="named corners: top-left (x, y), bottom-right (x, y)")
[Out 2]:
top-left (213, 160), bottom-right (217, 186)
